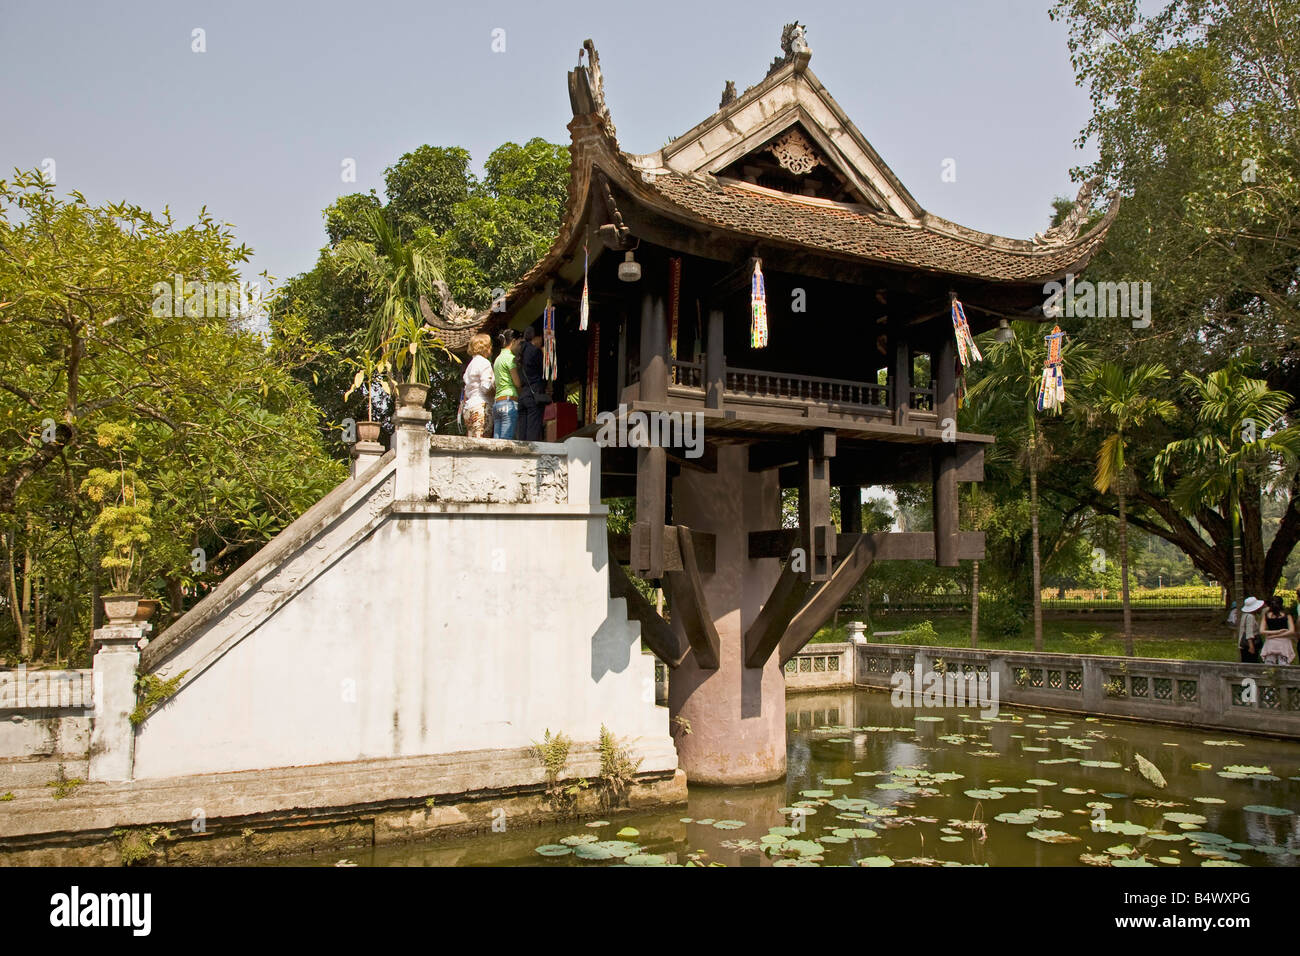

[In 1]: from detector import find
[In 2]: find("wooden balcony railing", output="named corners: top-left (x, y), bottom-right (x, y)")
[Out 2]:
top-left (725, 366), bottom-right (888, 409)
top-left (671, 358), bottom-right (704, 389)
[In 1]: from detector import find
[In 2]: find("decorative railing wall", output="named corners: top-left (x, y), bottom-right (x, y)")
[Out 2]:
top-left (849, 643), bottom-right (1300, 738)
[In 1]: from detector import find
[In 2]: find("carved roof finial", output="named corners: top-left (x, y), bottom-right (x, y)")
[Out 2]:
top-left (720, 80), bottom-right (737, 108)
top-left (767, 22), bottom-right (811, 76)
top-left (1034, 175), bottom-right (1104, 247)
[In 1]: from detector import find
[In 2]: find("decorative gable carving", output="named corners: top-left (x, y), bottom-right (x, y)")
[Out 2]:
top-left (767, 129), bottom-right (822, 176)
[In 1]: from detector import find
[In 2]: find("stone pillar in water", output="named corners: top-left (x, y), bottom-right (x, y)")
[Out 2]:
top-left (667, 445), bottom-right (786, 785)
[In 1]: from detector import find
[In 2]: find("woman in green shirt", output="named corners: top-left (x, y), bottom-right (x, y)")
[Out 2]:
top-left (492, 332), bottom-right (522, 439)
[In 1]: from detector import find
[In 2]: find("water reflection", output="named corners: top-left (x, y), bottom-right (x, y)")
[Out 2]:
top-left (276, 689), bottom-right (1300, 867)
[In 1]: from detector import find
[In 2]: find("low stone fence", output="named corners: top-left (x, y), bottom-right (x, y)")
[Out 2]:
top-left (784, 642), bottom-right (854, 691)
top-left (850, 642), bottom-right (1300, 739)
top-left (0, 667), bottom-right (95, 788)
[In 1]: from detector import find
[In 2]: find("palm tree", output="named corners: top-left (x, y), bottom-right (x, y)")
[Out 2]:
top-left (1154, 355), bottom-right (1300, 609)
top-left (1083, 362), bottom-right (1176, 656)
top-left (334, 210), bottom-right (447, 385)
top-left (967, 322), bottom-right (1088, 651)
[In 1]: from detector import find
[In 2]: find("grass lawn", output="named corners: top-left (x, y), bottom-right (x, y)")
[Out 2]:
top-left (812, 612), bottom-right (1240, 662)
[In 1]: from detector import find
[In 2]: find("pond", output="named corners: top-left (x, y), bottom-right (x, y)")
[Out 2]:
top-left (280, 689), bottom-right (1300, 867)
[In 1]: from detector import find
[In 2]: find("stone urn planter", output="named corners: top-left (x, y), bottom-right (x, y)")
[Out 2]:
top-left (102, 594), bottom-right (142, 626)
top-left (396, 382), bottom-right (430, 411)
top-left (133, 598), bottom-right (160, 623)
top-left (356, 420), bottom-right (382, 443)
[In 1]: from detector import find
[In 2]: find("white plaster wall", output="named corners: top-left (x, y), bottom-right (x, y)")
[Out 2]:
top-left (131, 439), bottom-right (671, 780)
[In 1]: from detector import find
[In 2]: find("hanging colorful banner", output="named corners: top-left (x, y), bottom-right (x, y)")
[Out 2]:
top-left (950, 295), bottom-right (982, 368)
top-left (579, 240), bottom-right (590, 331)
top-left (668, 256), bottom-right (681, 361)
top-left (750, 259), bottom-right (768, 348)
top-left (586, 321), bottom-right (600, 423)
top-left (1036, 325), bottom-right (1066, 413)
top-left (542, 299), bottom-right (557, 381)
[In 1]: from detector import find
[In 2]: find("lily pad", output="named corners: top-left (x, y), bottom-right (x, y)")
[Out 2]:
top-left (1027, 828), bottom-right (1081, 844)
top-left (712, 819), bottom-right (747, 829)
top-left (559, 834), bottom-right (598, 846)
top-left (856, 855), bottom-right (894, 867)
top-left (616, 826), bottom-right (640, 838)
top-left (1244, 805), bottom-right (1293, 816)
top-left (626, 853), bottom-right (668, 866)
top-left (963, 789), bottom-right (1005, 800)
top-left (575, 843), bottom-right (614, 860)
top-left (535, 844), bottom-right (572, 857)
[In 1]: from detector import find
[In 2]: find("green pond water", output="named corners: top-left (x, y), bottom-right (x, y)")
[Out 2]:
top-left (282, 689), bottom-right (1300, 867)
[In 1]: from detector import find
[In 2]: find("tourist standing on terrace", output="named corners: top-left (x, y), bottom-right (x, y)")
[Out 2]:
top-left (517, 326), bottom-right (548, 442)
top-left (461, 334), bottom-right (496, 439)
top-left (492, 331), bottom-right (521, 439)
top-left (1259, 596), bottom-right (1297, 665)
top-left (1237, 596), bottom-right (1264, 663)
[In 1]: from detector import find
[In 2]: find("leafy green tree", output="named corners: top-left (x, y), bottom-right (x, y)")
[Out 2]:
top-left (1154, 355), bottom-right (1300, 606)
top-left (0, 170), bottom-right (343, 662)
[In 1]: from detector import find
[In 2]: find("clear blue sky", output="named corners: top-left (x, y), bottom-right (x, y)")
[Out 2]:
top-left (1, 0), bottom-right (1096, 287)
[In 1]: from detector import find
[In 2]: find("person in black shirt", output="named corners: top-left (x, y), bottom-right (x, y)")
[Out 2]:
top-left (516, 326), bottom-right (547, 441)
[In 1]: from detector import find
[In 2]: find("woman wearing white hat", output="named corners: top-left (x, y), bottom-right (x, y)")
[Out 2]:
top-left (1237, 596), bottom-right (1264, 663)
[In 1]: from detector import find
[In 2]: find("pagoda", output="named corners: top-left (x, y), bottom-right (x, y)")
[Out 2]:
top-left (430, 24), bottom-right (1117, 784)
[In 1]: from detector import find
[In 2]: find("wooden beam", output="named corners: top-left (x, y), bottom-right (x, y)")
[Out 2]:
top-left (609, 528), bottom-right (716, 573)
top-left (743, 558), bottom-right (812, 668)
top-left (706, 256), bottom-right (760, 303)
top-left (606, 540), bottom-right (689, 667)
top-left (664, 526), bottom-right (720, 669)
top-left (750, 530), bottom-right (985, 562)
top-left (778, 533), bottom-right (878, 664)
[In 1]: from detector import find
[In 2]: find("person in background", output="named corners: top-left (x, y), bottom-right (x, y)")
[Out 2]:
top-left (516, 325), bottom-right (547, 441)
top-left (492, 331), bottom-right (521, 439)
top-left (1237, 596), bottom-right (1264, 663)
top-left (1259, 596), bottom-right (1297, 665)
top-left (461, 333), bottom-right (496, 438)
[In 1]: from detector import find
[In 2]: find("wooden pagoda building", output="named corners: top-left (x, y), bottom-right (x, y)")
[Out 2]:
top-left (432, 26), bottom-right (1117, 784)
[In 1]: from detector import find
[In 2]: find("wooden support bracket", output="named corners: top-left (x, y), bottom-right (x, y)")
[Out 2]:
top-left (607, 534), bottom-right (689, 668)
top-left (664, 526), bottom-right (720, 670)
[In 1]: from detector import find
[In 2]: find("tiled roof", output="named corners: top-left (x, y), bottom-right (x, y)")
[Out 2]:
top-left (644, 172), bottom-right (1115, 283)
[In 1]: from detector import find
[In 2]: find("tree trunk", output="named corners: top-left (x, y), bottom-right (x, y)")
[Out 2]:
top-left (1119, 489), bottom-right (1133, 657)
top-left (4, 532), bottom-right (29, 658)
top-left (970, 560), bottom-right (980, 648)
top-left (1030, 463), bottom-right (1043, 651)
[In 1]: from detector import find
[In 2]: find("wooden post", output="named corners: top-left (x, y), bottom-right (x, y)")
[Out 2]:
top-left (639, 292), bottom-right (668, 404)
top-left (888, 315), bottom-right (910, 427)
top-left (932, 328), bottom-right (959, 567)
top-left (615, 315), bottom-right (627, 401)
top-left (632, 445), bottom-right (667, 578)
top-left (705, 307), bottom-right (725, 409)
top-left (798, 429), bottom-right (837, 581)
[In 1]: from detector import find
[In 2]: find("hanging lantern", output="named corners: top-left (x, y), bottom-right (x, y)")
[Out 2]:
top-left (750, 259), bottom-right (768, 348)
top-left (617, 250), bottom-right (641, 282)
